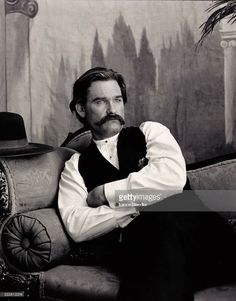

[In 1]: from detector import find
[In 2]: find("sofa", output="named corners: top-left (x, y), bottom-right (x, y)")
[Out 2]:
top-left (1, 130), bottom-right (236, 300)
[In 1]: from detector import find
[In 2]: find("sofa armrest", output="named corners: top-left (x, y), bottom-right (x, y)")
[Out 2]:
top-left (0, 147), bottom-right (74, 219)
top-left (2, 208), bottom-right (73, 272)
top-left (187, 154), bottom-right (236, 224)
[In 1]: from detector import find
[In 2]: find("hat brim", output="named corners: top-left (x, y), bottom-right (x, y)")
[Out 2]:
top-left (0, 143), bottom-right (55, 158)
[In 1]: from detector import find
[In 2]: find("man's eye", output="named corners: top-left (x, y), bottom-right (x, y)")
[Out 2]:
top-left (115, 98), bottom-right (122, 102)
top-left (94, 99), bottom-right (104, 105)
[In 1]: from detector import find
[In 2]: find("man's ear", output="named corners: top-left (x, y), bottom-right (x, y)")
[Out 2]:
top-left (75, 103), bottom-right (86, 118)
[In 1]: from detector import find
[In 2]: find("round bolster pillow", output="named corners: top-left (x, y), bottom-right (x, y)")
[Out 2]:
top-left (2, 208), bottom-right (73, 272)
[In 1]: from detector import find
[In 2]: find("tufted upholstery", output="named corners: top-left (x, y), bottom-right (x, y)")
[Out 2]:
top-left (195, 285), bottom-right (236, 301)
top-left (42, 265), bottom-right (119, 300)
top-left (188, 156), bottom-right (236, 190)
top-left (0, 147), bottom-right (74, 214)
top-left (63, 130), bottom-right (92, 154)
top-left (3, 213), bottom-right (51, 271)
top-left (2, 208), bottom-right (73, 272)
top-left (187, 155), bottom-right (236, 220)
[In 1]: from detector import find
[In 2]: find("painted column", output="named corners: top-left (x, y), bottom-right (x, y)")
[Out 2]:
top-left (220, 19), bottom-right (236, 147)
top-left (5, 0), bottom-right (38, 140)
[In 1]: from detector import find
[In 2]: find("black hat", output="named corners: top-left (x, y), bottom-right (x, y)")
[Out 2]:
top-left (0, 112), bottom-right (54, 157)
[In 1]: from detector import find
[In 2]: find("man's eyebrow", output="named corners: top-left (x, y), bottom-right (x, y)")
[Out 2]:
top-left (91, 95), bottom-right (123, 102)
top-left (91, 97), bottom-right (107, 102)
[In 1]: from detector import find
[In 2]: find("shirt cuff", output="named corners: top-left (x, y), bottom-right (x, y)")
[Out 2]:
top-left (104, 179), bottom-right (128, 208)
top-left (113, 207), bottom-right (140, 228)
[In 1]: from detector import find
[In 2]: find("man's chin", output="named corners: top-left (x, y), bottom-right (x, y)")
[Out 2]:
top-left (101, 121), bottom-right (123, 137)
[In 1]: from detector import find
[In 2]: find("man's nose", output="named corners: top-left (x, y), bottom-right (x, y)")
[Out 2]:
top-left (106, 100), bottom-right (116, 113)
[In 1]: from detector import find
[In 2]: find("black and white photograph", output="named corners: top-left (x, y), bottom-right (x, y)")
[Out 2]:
top-left (1, 0), bottom-right (236, 300)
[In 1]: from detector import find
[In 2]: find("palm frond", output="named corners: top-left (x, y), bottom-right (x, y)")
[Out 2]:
top-left (197, 0), bottom-right (236, 47)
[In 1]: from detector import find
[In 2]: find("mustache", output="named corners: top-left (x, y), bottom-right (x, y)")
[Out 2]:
top-left (96, 114), bottom-right (125, 127)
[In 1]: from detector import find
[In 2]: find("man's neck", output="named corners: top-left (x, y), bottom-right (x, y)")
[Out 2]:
top-left (92, 132), bottom-right (120, 143)
top-left (92, 128), bottom-right (123, 141)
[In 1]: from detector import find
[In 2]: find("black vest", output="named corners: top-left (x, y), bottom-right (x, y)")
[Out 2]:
top-left (78, 127), bottom-right (148, 192)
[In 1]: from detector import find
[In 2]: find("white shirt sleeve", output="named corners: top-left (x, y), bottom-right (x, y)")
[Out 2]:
top-left (58, 153), bottom-right (138, 242)
top-left (105, 121), bottom-right (187, 208)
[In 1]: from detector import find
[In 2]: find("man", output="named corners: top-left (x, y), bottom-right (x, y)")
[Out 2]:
top-left (58, 67), bottom-right (236, 301)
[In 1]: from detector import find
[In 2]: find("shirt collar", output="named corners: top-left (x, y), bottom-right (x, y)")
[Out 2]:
top-left (93, 132), bottom-right (119, 146)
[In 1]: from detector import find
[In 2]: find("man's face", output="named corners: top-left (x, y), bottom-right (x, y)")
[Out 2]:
top-left (83, 80), bottom-right (125, 140)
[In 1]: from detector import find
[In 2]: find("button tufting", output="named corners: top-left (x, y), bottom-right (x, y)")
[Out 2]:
top-left (2, 214), bottom-right (51, 271)
top-left (21, 237), bottom-right (31, 249)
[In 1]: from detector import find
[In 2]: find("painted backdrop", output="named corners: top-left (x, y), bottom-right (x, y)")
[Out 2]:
top-left (0, 1), bottom-right (232, 163)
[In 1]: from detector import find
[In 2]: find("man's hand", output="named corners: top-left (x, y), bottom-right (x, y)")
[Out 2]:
top-left (87, 185), bottom-right (108, 208)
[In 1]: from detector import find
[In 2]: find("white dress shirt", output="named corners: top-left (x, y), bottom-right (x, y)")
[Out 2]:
top-left (58, 121), bottom-right (186, 242)
top-left (93, 132), bottom-right (120, 169)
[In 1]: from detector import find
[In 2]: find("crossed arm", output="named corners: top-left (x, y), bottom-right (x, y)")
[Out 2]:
top-left (86, 184), bottom-right (107, 208)
top-left (58, 121), bottom-right (186, 242)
